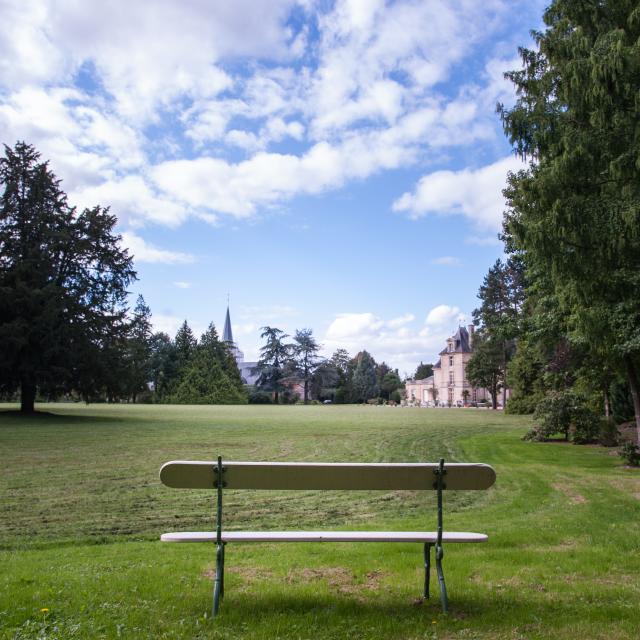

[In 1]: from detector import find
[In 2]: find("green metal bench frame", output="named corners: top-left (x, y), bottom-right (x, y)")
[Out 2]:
top-left (212, 457), bottom-right (452, 616)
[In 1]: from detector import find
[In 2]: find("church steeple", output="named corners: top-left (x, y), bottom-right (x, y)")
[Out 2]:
top-left (223, 305), bottom-right (234, 344)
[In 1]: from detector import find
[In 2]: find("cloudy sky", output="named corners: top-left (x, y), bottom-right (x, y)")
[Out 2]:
top-left (0, 0), bottom-right (544, 375)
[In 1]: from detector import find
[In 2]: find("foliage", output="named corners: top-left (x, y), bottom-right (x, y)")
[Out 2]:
top-left (248, 389), bottom-right (273, 404)
top-left (254, 327), bottom-right (291, 403)
top-left (500, 0), bottom-right (640, 442)
top-left (168, 324), bottom-right (247, 404)
top-left (351, 351), bottom-right (379, 403)
top-left (329, 348), bottom-right (352, 403)
top-left (598, 419), bottom-right (619, 447)
top-left (148, 331), bottom-right (178, 401)
top-left (380, 370), bottom-right (403, 400)
top-left (472, 257), bottom-right (525, 406)
top-left (466, 331), bottom-right (503, 409)
top-left (125, 295), bottom-right (152, 402)
top-left (504, 337), bottom-right (547, 414)
top-left (0, 142), bottom-right (136, 412)
top-left (525, 390), bottom-right (599, 443)
top-left (413, 361), bottom-right (433, 380)
top-left (619, 442), bottom-right (640, 467)
top-left (291, 328), bottom-right (323, 404)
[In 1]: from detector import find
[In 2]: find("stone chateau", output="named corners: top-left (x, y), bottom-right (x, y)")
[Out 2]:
top-left (405, 325), bottom-right (490, 407)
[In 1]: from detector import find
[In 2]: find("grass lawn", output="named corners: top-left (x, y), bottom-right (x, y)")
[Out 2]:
top-left (0, 403), bottom-right (639, 639)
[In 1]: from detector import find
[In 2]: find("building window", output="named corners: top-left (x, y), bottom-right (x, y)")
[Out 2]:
top-left (472, 389), bottom-right (477, 402)
top-left (449, 371), bottom-right (454, 385)
top-left (449, 356), bottom-right (453, 366)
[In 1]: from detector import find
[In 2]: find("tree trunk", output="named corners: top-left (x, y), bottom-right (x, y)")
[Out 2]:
top-left (20, 381), bottom-right (36, 413)
top-left (603, 388), bottom-right (610, 419)
top-left (304, 379), bottom-right (309, 405)
top-left (491, 381), bottom-right (498, 410)
top-left (502, 343), bottom-right (507, 409)
top-left (624, 356), bottom-right (640, 446)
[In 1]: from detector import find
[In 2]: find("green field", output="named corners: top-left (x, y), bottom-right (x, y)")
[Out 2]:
top-left (1, 404), bottom-right (639, 639)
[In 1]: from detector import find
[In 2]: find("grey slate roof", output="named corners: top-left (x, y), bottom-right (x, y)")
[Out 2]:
top-left (438, 326), bottom-right (472, 355)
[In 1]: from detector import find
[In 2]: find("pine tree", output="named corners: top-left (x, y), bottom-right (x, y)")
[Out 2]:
top-left (126, 295), bottom-right (152, 402)
top-left (292, 328), bottom-right (323, 404)
top-left (169, 323), bottom-right (246, 404)
top-left (255, 327), bottom-right (291, 403)
top-left (499, 0), bottom-right (640, 442)
top-left (0, 142), bottom-right (135, 412)
top-left (351, 351), bottom-right (379, 403)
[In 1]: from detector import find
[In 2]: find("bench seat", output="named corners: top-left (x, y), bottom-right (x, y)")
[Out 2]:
top-left (161, 531), bottom-right (488, 543)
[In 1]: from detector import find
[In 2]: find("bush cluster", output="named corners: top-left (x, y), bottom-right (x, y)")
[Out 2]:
top-left (524, 391), bottom-right (601, 444)
top-left (619, 443), bottom-right (640, 467)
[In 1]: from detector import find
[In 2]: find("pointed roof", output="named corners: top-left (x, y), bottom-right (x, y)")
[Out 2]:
top-left (223, 306), bottom-right (234, 343)
top-left (439, 326), bottom-right (472, 355)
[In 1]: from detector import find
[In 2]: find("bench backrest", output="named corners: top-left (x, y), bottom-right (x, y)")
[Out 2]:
top-left (160, 460), bottom-right (496, 491)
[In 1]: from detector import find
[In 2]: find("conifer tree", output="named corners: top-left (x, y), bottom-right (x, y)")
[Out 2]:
top-left (0, 142), bottom-right (135, 412)
top-left (500, 0), bottom-right (640, 442)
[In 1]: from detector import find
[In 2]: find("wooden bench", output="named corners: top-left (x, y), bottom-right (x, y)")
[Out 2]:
top-left (160, 457), bottom-right (496, 616)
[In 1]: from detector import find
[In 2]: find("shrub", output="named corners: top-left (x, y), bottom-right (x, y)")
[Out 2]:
top-left (390, 389), bottom-right (402, 404)
top-left (525, 390), bottom-right (600, 443)
top-left (598, 419), bottom-right (620, 447)
top-left (571, 405), bottom-right (600, 444)
top-left (248, 390), bottom-right (272, 404)
top-left (619, 442), bottom-right (640, 466)
top-left (505, 393), bottom-right (543, 415)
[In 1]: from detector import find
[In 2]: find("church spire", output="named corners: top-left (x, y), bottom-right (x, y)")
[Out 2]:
top-left (223, 305), bottom-right (234, 343)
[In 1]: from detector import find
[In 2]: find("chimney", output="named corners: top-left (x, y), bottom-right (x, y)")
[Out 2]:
top-left (468, 324), bottom-right (475, 347)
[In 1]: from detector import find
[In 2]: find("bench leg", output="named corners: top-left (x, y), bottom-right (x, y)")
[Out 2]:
top-left (423, 543), bottom-right (432, 599)
top-left (213, 543), bottom-right (225, 617)
top-left (434, 544), bottom-right (448, 613)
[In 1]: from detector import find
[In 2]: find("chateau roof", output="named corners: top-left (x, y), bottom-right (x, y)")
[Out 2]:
top-left (438, 326), bottom-right (472, 355)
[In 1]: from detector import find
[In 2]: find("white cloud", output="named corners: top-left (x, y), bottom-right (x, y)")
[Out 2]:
top-left (425, 304), bottom-right (465, 327)
top-left (121, 232), bottom-right (195, 265)
top-left (0, 0), bottom-right (530, 229)
top-left (173, 281), bottom-right (192, 289)
top-left (392, 155), bottom-right (525, 231)
top-left (322, 305), bottom-right (470, 375)
top-left (431, 256), bottom-right (462, 266)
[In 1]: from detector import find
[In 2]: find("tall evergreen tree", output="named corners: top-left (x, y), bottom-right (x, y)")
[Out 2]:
top-left (126, 295), bottom-right (152, 402)
top-left (0, 142), bottom-right (135, 412)
top-left (255, 326), bottom-right (291, 403)
top-left (351, 351), bottom-right (379, 403)
top-left (170, 323), bottom-right (246, 404)
top-left (499, 0), bottom-right (640, 442)
top-left (292, 328), bottom-right (323, 404)
top-left (472, 257), bottom-right (525, 407)
top-left (148, 331), bottom-right (178, 401)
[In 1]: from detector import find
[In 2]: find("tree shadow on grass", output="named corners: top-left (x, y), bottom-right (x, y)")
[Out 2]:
top-left (0, 409), bottom-right (122, 425)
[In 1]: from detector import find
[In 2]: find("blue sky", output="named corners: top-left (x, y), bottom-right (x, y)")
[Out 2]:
top-left (0, 0), bottom-right (545, 375)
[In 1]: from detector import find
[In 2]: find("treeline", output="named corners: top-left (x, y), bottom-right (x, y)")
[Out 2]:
top-left (467, 0), bottom-right (640, 458)
top-left (248, 326), bottom-right (404, 404)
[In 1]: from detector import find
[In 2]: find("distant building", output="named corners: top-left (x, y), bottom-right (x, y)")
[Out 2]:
top-left (223, 306), bottom-right (258, 385)
top-left (405, 325), bottom-right (490, 407)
